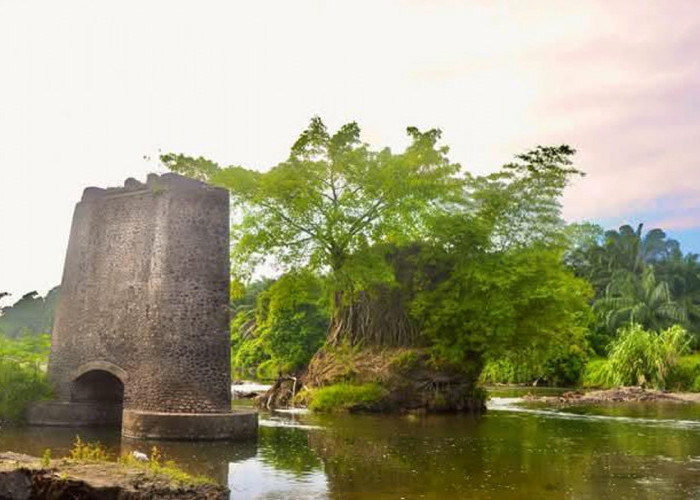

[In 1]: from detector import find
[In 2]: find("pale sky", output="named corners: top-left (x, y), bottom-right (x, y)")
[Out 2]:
top-left (2, 1), bottom-right (700, 304)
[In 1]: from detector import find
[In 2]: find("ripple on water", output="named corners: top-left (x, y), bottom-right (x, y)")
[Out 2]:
top-left (487, 397), bottom-right (700, 430)
top-left (259, 417), bottom-right (322, 430)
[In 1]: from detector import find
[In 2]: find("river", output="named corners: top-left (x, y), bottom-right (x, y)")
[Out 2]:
top-left (3, 388), bottom-right (700, 499)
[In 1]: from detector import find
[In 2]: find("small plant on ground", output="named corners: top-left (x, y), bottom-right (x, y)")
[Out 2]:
top-left (41, 448), bottom-right (51, 468)
top-left (67, 436), bottom-right (109, 461)
top-left (389, 350), bottom-right (421, 373)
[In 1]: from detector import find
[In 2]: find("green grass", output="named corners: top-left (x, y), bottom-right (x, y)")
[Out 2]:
top-left (667, 353), bottom-right (700, 391)
top-left (581, 358), bottom-right (611, 388)
top-left (583, 352), bottom-right (700, 392)
top-left (63, 436), bottom-right (215, 486)
top-left (308, 383), bottom-right (386, 412)
top-left (0, 334), bottom-right (52, 423)
top-left (119, 446), bottom-right (214, 486)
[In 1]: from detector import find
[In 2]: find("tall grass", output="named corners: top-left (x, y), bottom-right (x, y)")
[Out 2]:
top-left (598, 324), bottom-right (690, 389)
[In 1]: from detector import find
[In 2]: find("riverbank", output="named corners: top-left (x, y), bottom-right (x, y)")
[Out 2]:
top-left (521, 386), bottom-right (700, 406)
top-left (0, 452), bottom-right (227, 500)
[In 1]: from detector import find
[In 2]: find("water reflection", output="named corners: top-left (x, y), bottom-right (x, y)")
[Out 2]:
top-left (229, 457), bottom-right (327, 499)
top-left (4, 399), bottom-right (700, 499)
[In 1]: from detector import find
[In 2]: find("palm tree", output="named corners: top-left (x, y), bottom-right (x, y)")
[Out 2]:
top-left (603, 224), bottom-right (675, 274)
top-left (659, 251), bottom-right (700, 334)
top-left (594, 266), bottom-right (687, 334)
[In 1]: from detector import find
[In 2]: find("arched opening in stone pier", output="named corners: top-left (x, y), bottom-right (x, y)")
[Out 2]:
top-left (69, 370), bottom-right (125, 427)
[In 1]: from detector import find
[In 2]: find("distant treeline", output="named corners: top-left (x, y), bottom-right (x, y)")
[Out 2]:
top-left (0, 287), bottom-right (58, 338)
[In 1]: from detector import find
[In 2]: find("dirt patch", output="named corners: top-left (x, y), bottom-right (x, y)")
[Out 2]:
top-left (523, 387), bottom-right (690, 406)
top-left (0, 452), bottom-right (227, 499)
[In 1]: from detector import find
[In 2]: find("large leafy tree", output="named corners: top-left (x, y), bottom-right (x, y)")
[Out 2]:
top-left (468, 145), bottom-right (582, 250)
top-left (163, 117), bottom-right (463, 342)
top-left (411, 147), bottom-right (591, 370)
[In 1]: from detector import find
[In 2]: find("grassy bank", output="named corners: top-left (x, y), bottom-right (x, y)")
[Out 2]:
top-left (0, 335), bottom-right (52, 423)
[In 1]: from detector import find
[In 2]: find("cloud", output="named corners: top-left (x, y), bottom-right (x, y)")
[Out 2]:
top-left (403, 2), bottom-right (700, 230)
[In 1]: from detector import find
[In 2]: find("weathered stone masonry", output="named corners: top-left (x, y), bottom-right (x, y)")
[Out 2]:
top-left (28, 173), bottom-right (257, 440)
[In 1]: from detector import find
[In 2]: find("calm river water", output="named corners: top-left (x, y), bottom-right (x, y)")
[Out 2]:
top-left (3, 389), bottom-right (700, 499)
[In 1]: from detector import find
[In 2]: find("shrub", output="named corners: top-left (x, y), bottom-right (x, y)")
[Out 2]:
top-left (389, 350), bottom-right (421, 373)
top-left (480, 338), bottom-right (589, 387)
top-left (667, 354), bottom-right (700, 391)
top-left (542, 342), bottom-right (588, 386)
top-left (0, 334), bottom-right (52, 422)
top-left (603, 323), bottom-right (690, 389)
top-left (582, 358), bottom-right (611, 388)
top-left (230, 272), bottom-right (327, 379)
top-left (480, 358), bottom-right (529, 385)
top-left (308, 383), bottom-right (386, 412)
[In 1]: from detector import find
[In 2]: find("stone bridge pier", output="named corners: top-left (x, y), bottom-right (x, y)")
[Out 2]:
top-left (28, 173), bottom-right (257, 440)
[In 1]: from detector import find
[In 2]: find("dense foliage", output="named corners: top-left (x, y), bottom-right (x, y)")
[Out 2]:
top-left (567, 223), bottom-right (700, 354)
top-left (163, 118), bottom-right (463, 346)
top-left (0, 334), bottom-right (52, 422)
top-left (167, 118), bottom-right (594, 386)
top-left (583, 324), bottom-right (690, 390)
top-left (230, 272), bottom-right (328, 379)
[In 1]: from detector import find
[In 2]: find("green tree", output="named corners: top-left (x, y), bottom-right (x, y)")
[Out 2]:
top-left (602, 224), bottom-right (675, 274)
top-left (411, 146), bottom-right (591, 373)
top-left (163, 117), bottom-right (462, 343)
top-left (658, 250), bottom-right (700, 337)
top-left (413, 243), bottom-right (592, 372)
top-left (594, 267), bottom-right (687, 335)
top-left (564, 222), bottom-right (610, 294)
top-left (230, 272), bottom-right (327, 378)
top-left (468, 145), bottom-right (582, 250)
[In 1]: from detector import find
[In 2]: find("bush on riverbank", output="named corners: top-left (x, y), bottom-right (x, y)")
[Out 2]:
top-left (667, 353), bottom-right (700, 391)
top-left (581, 324), bottom-right (690, 390)
top-left (230, 273), bottom-right (327, 380)
top-left (0, 334), bottom-right (52, 423)
top-left (308, 383), bottom-right (387, 412)
top-left (481, 337), bottom-right (590, 387)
